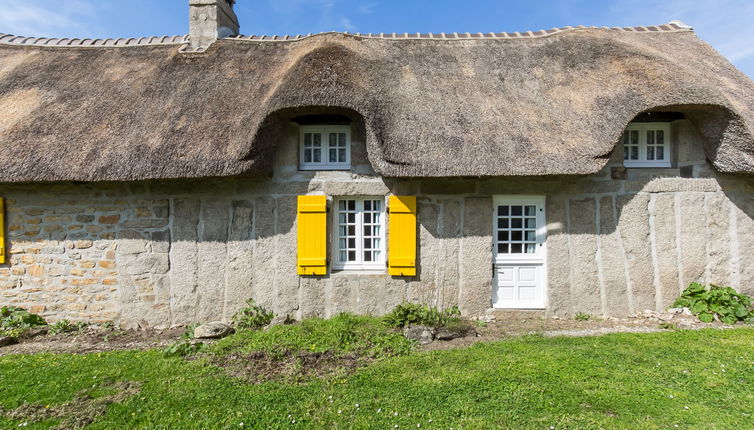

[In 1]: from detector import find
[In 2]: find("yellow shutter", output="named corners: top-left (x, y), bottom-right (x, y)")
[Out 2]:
top-left (297, 195), bottom-right (327, 276)
top-left (0, 198), bottom-right (4, 264)
top-left (388, 196), bottom-right (417, 276)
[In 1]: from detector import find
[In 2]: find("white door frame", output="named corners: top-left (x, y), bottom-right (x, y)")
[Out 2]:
top-left (491, 195), bottom-right (547, 309)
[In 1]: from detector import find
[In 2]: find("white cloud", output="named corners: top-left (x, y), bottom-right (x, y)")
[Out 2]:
top-left (0, 0), bottom-right (100, 37)
top-left (609, 0), bottom-right (754, 70)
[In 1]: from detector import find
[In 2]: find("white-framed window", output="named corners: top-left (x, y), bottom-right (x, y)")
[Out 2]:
top-left (299, 125), bottom-right (351, 170)
top-left (622, 122), bottom-right (671, 168)
top-left (332, 197), bottom-right (385, 271)
top-left (493, 196), bottom-right (547, 262)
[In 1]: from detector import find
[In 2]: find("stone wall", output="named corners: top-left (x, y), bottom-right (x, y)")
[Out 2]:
top-left (1, 119), bottom-right (753, 327)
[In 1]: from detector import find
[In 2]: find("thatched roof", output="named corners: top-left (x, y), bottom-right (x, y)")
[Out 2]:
top-left (0, 23), bottom-right (753, 183)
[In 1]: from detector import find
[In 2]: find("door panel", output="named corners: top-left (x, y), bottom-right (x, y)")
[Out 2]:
top-left (492, 196), bottom-right (546, 309)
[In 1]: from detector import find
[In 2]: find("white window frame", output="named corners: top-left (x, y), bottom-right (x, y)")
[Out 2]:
top-left (331, 196), bottom-right (386, 271)
top-left (299, 125), bottom-right (351, 170)
top-left (622, 122), bottom-right (672, 168)
top-left (492, 195), bottom-right (547, 264)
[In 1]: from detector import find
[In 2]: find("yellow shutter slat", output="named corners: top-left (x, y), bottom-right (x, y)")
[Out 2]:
top-left (0, 198), bottom-right (5, 264)
top-left (297, 195), bottom-right (327, 276)
top-left (388, 195), bottom-right (416, 276)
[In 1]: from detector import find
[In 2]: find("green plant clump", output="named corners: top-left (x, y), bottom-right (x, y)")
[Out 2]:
top-left (212, 313), bottom-right (414, 359)
top-left (673, 282), bottom-right (754, 324)
top-left (574, 312), bottom-right (591, 321)
top-left (383, 303), bottom-right (461, 328)
top-left (232, 299), bottom-right (275, 330)
top-left (163, 341), bottom-right (206, 357)
top-left (0, 306), bottom-right (47, 339)
top-left (49, 319), bottom-right (87, 335)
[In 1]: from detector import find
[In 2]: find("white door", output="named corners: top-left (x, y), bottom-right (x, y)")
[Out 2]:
top-left (492, 196), bottom-right (547, 309)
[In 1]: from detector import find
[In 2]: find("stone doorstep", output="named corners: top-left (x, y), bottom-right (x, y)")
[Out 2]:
top-left (485, 309), bottom-right (546, 321)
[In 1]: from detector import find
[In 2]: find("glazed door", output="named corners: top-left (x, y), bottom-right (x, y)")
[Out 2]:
top-left (492, 196), bottom-right (547, 309)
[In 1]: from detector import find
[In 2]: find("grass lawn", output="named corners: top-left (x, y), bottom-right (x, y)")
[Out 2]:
top-left (1, 324), bottom-right (753, 429)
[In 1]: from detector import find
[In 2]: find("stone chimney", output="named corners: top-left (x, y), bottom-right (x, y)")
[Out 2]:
top-left (189, 0), bottom-right (240, 50)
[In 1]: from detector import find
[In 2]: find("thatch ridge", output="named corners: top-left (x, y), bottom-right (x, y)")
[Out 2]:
top-left (0, 24), bottom-right (752, 183)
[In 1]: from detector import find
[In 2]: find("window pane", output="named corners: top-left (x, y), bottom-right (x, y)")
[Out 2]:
top-left (525, 218), bottom-right (536, 228)
top-left (329, 148), bottom-right (337, 163)
top-left (304, 150), bottom-right (312, 163)
top-left (348, 213), bottom-right (355, 223)
top-left (525, 243), bottom-right (536, 254)
top-left (313, 133), bottom-right (321, 147)
top-left (339, 133), bottom-right (347, 146)
top-left (348, 225), bottom-right (355, 235)
top-left (631, 146), bottom-right (638, 160)
top-left (364, 251), bottom-right (372, 262)
top-left (511, 231), bottom-right (522, 241)
top-left (498, 206), bottom-right (509, 216)
top-left (348, 238), bottom-right (356, 248)
top-left (647, 146), bottom-right (655, 160)
top-left (339, 201), bottom-right (346, 211)
top-left (364, 213), bottom-right (371, 223)
top-left (338, 148), bottom-right (346, 163)
top-left (348, 250), bottom-right (356, 261)
top-left (373, 200), bottom-right (381, 210)
top-left (500, 218), bottom-right (509, 229)
top-left (339, 213), bottom-right (346, 223)
top-left (525, 231), bottom-right (536, 241)
top-left (313, 148), bottom-right (321, 163)
top-left (511, 206), bottom-right (522, 216)
top-left (304, 133), bottom-right (312, 147)
top-left (511, 218), bottom-right (522, 229)
top-left (657, 146), bottom-right (664, 160)
top-left (339, 239), bottom-right (346, 249)
top-left (623, 145), bottom-right (629, 160)
top-left (364, 225), bottom-right (371, 236)
top-left (364, 200), bottom-right (371, 210)
top-left (373, 225), bottom-right (380, 235)
top-left (647, 130), bottom-right (655, 146)
top-left (348, 200), bottom-right (355, 210)
top-left (498, 244), bottom-right (509, 253)
top-left (525, 205), bottom-right (536, 216)
top-left (498, 231), bottom-right (508, 241)
top-left (339, 226), bottom-right (346, 236)
top-left (364, 238), bottom-right (372, 248)
top-left (373, 238), bottom-right (380, 248)
top-left (630, 130), bottom-right (639, 145)
top-left (329, 133), bottom-right (337, 147)
top-left (656, 130), bottom-right (664, 145)
top-left (511, 243), bottom-right (522, 253)
top-left (339, 251), bottom-right (347, 262)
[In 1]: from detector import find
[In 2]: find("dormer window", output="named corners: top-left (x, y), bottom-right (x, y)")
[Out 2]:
top-left (622, 122), bottom-right (671, 168)
top-left (299, 125), bottom-right (351, 170)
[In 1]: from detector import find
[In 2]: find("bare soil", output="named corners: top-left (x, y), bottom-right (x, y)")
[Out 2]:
top-left (209, 350), bottom-right (366, 384)
top-left (0, 312), bottom-right (737, 357)
top-left (0, 327), bottom-right (185, 356)
top-left (420, 313), bottom-right (736, 351)
top-left (0, 380), bottom-right (142, 429)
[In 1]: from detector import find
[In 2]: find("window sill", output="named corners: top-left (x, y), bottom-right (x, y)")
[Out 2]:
top-left (299, 165), bottom-right (351, 171)
top-left (623, 162), bottom-right (672, 168)
top-left (331, 268), bottom-right (387, 275)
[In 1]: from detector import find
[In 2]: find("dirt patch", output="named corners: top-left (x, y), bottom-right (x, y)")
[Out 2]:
top-left (0, 380), bottom-right (142, 429)
top-left (420, 313), bottom-right (738, 351)
top-left (0, 327), bottom-right (185, 356)
top-left (211, 350), bottom-right (367, 384)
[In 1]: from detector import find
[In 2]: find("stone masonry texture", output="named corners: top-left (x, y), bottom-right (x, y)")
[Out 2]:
top-left (0, 121), bottom-right (752, 327)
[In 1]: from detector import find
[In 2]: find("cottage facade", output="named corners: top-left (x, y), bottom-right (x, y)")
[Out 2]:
top-left (0, 1), bottom-right (753, 328)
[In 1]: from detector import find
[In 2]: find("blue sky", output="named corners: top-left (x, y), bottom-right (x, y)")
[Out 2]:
top-left (1, 0), bottom-right (753, 78)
